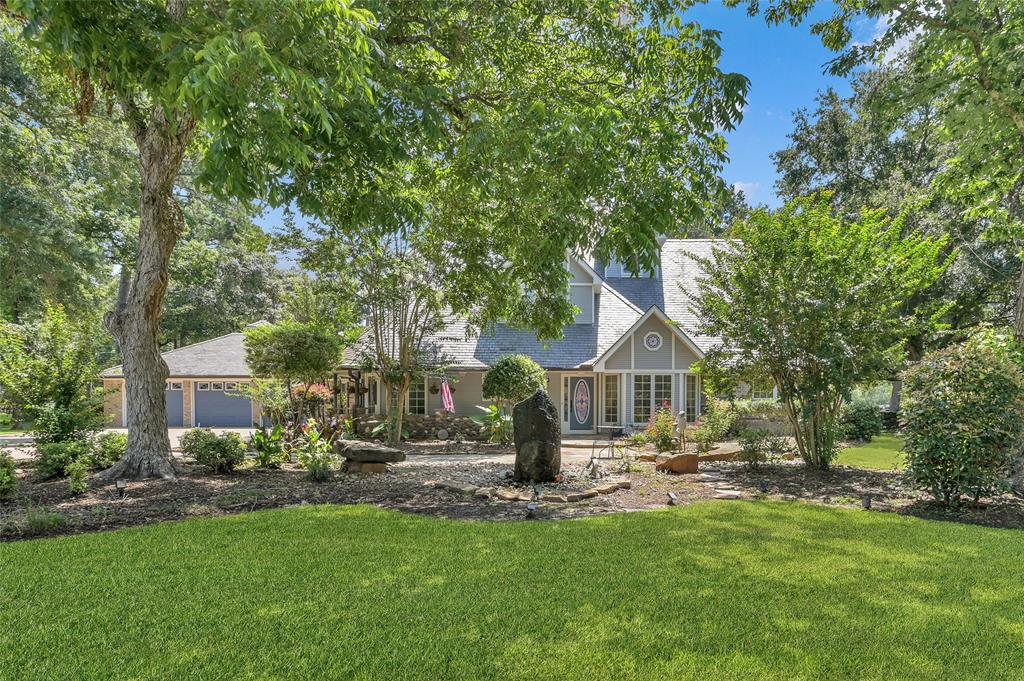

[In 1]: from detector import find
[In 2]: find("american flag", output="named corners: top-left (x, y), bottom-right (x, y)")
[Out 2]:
top-left (440, 376), bottom-right (455, 413)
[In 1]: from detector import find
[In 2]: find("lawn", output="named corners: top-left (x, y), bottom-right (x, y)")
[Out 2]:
top-left (836, 434), bottom-right (906, 470)
top-left (2, 502), bottom-right (1022, 680)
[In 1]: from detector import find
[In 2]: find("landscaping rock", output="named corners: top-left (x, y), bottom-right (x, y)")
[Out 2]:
top-left (655, 454), bottom-right (699, 475)
top-left (713, 491), bottom-right (742, 500)
top-left (615, 480), bottom-right (632, 490)
top-left (637, 453), bottom-right (658, 462)
top-left (595, 483), bottom-right (621, 495)
top-left (435, 480), bottom-right (478, 495)
top-left (473, 487), bottom-right (494, 499)
top-left (336, 441), bottom-right (406, 463)
top-left (512, 389), bottom-right (560, 483)
top-left (540, 494), bottom-right (568, 503)
top-left (345, 461), bottom-right (389, 474)
top-left (496, 489), bottom-right (533, 502)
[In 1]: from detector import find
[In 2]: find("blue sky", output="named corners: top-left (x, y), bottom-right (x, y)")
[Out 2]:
top-left (256, 3), bottom-right (864, 232)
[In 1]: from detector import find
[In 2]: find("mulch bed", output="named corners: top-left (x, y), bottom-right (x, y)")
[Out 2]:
top-left (3, 449), bottom-right (1023, 541)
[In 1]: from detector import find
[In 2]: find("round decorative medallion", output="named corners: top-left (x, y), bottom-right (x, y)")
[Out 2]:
top-left (643, 331), bottom-right (663, 351)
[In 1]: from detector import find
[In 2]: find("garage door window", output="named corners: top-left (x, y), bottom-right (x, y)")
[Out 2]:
top-left (197, 382), bottom-right (210, 391)
top-left (168, 381), bottom-right (183, 391)
top-left (211, 382), bottom-right (224, 391)
top-left (225, 382), bottom-right (237, 391)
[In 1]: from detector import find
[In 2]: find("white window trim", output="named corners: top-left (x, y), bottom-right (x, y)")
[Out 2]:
top-left (197, 382), bottom-right (211, 391)
top-left (631, 372), bottom-right (675, 425)
top-left (168, 381), bottom-right (183, 391)
top-left (210, 381), bottom-right (225, 391)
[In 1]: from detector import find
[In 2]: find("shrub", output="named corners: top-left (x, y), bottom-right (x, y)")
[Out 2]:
top-left (700, 399), bottom-right (738, 440)
top-left (0, 413), bottom-right (13, 430)
top-left (840, 401), bottom-right (883, 442)
top-left (249, 425), bottom-right (287, 468)
top-left (482, 355), bottom-right (547, 409)
top-left (88, 432), bottom-right (127, 470)
top-left (67, 461), bottom-right (88, 495)
top-left (626, 431), bottom-right (650, 448)
top-left (472, 404), bottom-right (511, 444)
top-left (689, 426), bottom-right (717, 454)
top-left (644, 408), bottom-right (678, 453)
top-left (0, 452), bottom-right (17, 499)
top-left (180, 428), bottom-right (246, 474)
top-left (31, 400), bottom-right (106, 445)
top-left (33, 440), bottom-right (90, 480)
top-left (902, 337), bottom-right (1024, 506)
top-left (23, 507), bottom-right (67, 536)
top-left (295, 420), bottom-right (335, 482)
top-left (764, 433), bottom-right (792, 460)
top-left (737, 429), bottom-right (770, 467)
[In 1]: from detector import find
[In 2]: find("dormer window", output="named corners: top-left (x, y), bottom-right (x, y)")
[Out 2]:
top-left (605, 254), bottom-right (660, 278)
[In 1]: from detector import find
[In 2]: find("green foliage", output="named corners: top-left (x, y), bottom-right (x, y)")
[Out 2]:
top-left (231, 378), bottom-right (289, 428)
top-left (693, 194), bottom-right (948, 468)
top-left (33, 440), bottom-right (90, 480)
top-left (0, 413), bottom-right (12, 430)
top-left (626, 431), bottom-right (650, 448)
top-left (295, 420), bottom-right (335, 482)
top-left (66, 461), bottom-right (88, 495)
top-left (180, 428), bottom-right (246, 475)
top-left (840, 401), bottom-right (883, 443)
top-left (902, 335), bottom-right (1024, 506)
top-left (699, 399), bottom-right (739, 441)
top-left (737, 429), bottom-right (770, 468)
top-left (87, 432), bottom-right (127, 471)
top-left (731, 399), bottom-right (786, 419)
top-left (472, 404), bottom-right (512, 445)
top-left (0, 452), bottom-right (16, 499)
top-left (244, 321), bottom-right (343, 385)
top-left (644, 408), bottom-right (678, 453)
top-left (22, 507), bottom-right (67, 536)
top-left (30, 401), bottom-right (106, 446)
top-left (249, 425), bottom-right (286, 469)
top-left (0, 303), bottom-right (105, 439)
top-left (482, 356), bottom-right (547, 408)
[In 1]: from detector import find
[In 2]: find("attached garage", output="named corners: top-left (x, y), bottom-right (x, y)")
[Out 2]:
top-left (165, 381), bottom-right (185, 427)
top-left (193, 380), bottom-right (254, 428)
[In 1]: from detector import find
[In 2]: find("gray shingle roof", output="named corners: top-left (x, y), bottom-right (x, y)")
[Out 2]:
top-left (102, 241), bottom-right (726, 377)
top-left (101, 332), bottom-right (252, 378)
top-left (346, 239), bottom-right (725, 371)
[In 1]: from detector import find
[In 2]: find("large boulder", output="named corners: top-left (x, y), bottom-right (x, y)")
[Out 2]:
top-left (335, 441), bottom-right (406, 463)
top-left (512, 389), bottom-right (560, 483)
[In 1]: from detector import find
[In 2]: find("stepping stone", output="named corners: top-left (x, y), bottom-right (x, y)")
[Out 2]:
top-left (699, 473), bottom-right (725, 481)
top-left (615, 480), bottom-right (632, 490)
top-left (539, 494), bottom-right (568, 503)
top-left (567, 490), bottom-right (599, 502)
top-left (713, 491), bottom-right (742, 500)
top-left (435, 480), bottom-right (478, 495)
top-left (496, 489), bottom-right (533, 502)
top-left (595, 483), bottom-right (621, 495)
top-left (473, 487), bottom-right (494, 499)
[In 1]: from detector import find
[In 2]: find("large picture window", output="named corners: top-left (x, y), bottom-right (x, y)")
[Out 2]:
top-left (654, 375), bottom-right (672, 411)
top-left (408, 378), bottom-right (426, 415)
top-left (603, 375), bottom-right (619, 424)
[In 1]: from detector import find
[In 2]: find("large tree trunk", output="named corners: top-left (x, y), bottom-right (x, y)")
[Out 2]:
top-left (101, 106), bottom-right (195, 480)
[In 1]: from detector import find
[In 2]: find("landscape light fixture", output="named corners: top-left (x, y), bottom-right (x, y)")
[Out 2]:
top-left (667, 492), bottom-right (678, 506)
top-left (526, 502), bottom-right (538, 519)
top-left (115, 478), bottom-right (128, 500)
top-left (759, 480), bottom-right (770, 494)
top-left (862, 494), bottom-right (872, 510)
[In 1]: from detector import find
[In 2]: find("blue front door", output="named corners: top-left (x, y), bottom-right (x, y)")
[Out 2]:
top-left (569, 377), bottom-right (594, 431)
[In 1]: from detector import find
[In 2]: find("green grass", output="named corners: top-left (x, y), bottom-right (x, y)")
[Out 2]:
top-left (2, 502), bottom-right (1023, 680)
top-left (836, 434), bottom-right (906, 470)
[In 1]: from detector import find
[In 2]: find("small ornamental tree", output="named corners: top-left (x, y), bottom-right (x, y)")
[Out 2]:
top-left (903, 332), bottom-right (1024, 506)
top-left (243, 321), bottom-right (344, 427)
top-left (483, 355), bottom-right (547, 414)
top-left (692, 194), bottom-right (948, 469)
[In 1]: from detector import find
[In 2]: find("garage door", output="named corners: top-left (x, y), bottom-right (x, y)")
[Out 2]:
top-left (194, 381), bottom-right (253, 427)
top-left (166, 381), bottom-right (184, 427)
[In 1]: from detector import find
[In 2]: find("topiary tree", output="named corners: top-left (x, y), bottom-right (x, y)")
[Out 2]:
top-left (483, 355), bottom-right (547, 414)
top-left (903, 331), bottom-right (1024, 506)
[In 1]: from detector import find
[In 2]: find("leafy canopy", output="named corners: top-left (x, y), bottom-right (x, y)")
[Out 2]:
top-left (693, 194), bottom-right (948, 467)
top-left (243, 321), bottom-right (344, 386)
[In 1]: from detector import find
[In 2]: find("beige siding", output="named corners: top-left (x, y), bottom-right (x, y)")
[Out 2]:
top-left (102, 379), bottom-right (123, 427)
top-left (632, 316), bottom-right (674, 370)
top-left (450, 371), bottom-right (485, 416)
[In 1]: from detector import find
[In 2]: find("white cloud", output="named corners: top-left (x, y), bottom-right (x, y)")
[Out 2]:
top-left (733, 181), bottom-right (760, 197)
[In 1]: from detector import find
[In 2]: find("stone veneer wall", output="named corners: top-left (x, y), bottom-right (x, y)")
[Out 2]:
top-left (356, 412), bottom-right (487, 441)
